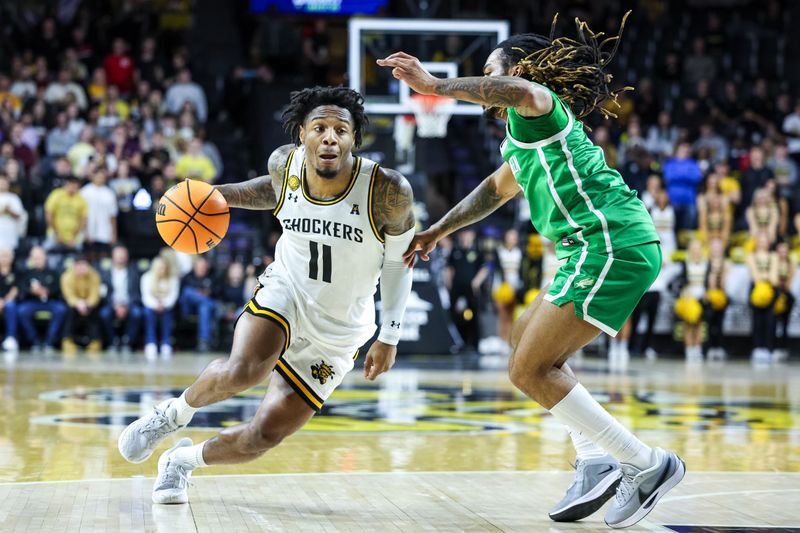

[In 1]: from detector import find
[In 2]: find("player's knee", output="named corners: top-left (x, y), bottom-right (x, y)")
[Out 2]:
top-left (227, 361), bottom-right (265, 390)
top-left (508, 352), bottom-right (546, 391)
top-left (508, 355), bottom-right (526, 390)
top-left (252, 422), bottom-right (290, 452)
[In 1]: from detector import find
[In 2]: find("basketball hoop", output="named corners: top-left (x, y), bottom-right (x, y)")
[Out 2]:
top-left (410, 94), bottom-right (456, 138)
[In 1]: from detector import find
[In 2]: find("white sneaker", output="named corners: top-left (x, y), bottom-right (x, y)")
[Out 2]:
top-left (644, 347), bottom-right (658, 361)
top-left (707, 347), bottom-right (727, 362)
top-left (2, 337), bottom-right (18, 352)
top-left (145, 343), bottom-right (158, 361)
top-left (773, 349), bottom-right (788, 363)
top-left (160, 344), bottom-right (173, 359)
top-left (751, 348), bottom-right (771, 366)
top-left (685, 347), bottom-right (699, 362)
top-left (618, 346), bottom-right (630, 370)
top-left (604, 448), bottom-right (686, 528)
top-left (608, 343), bottom-right (620, 370)
top-left (118, 398), bottom-right (186, 463)
top-left (152, 438), bottom-right (194, 504)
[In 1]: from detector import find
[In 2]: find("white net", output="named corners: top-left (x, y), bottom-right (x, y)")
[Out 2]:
top-left (410, 95), bottom-right (456, 138)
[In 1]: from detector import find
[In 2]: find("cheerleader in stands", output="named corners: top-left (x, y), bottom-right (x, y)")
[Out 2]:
top-left (703, 238), bottom-right (730, 361)
top-left (772, 239), bottom-right (796, 362)
top-left (747, 232), bottom-right (778, 364)
top-left (676, 239), bottom-right (707, 361)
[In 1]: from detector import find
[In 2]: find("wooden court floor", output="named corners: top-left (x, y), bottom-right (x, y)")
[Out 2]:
top-left (0, 353), bottom-right (798, 532)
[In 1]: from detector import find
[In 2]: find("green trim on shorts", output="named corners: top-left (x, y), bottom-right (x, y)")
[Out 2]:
top-left (544, 242), bottom-right (662, 336)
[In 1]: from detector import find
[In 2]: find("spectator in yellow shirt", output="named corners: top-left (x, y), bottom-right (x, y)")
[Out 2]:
top-left (60, 256), bottom-right (102, 354)
top-left (714, 161), bottom-right (741, 207)
top-left (0, 74), bottom-right (22, 116)
top-left (98, 85), bottom-right (130, 120)
top-left (44, 176), bottom-right (88, 252)
top-left (175, 138), bottom-right (216, 182)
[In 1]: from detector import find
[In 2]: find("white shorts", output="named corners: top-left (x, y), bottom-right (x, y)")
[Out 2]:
top-left (241, 267), bottom-right (374, 412)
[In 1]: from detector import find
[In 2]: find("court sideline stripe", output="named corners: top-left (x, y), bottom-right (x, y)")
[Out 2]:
top-left (1, 470), bottom-right (798, 487)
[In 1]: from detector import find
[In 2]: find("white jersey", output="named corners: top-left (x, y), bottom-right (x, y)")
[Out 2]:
top-left (497, 246), bottom-right (522, 289)
top-left (650, 204), bottom-right (676, 259)
top-left (263, 146), bottom-right (385, 328)
top-left (685, 259), bottom-right (708, 300)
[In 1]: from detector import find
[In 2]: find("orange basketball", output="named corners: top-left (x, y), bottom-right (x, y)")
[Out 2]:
top-left (155, 179), bottom-right (229, 254)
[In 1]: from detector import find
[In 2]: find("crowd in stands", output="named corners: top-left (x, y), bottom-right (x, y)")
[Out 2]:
top-left (0, 6), bottom-right (273, 357)
top-left (1, 2), bottom-right (799, 362)
top-left (442, 3), bottom-right (800, 364)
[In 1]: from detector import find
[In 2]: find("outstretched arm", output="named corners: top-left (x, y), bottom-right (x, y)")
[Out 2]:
top-left (364, 168), bottom-right (416, 381)
top-left (214, 144), bottom-right (294, 209)
top-left (403, 163), bottom-right (521, 266)
top-left (377, 52), bottom-right (552, 117)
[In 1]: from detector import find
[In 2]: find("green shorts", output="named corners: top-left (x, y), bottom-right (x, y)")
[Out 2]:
top-left (544, 242), bottom-right (662, 336)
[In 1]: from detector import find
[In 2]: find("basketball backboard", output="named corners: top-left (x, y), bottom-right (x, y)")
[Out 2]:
top-left (348, 18), bottom-right (509, 116)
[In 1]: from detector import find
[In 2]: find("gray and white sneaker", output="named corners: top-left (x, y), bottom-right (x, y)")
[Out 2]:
top-left (604, 448), bottom-right (685, 529)
top-left (118, 399), bottom-right (185, 463)
top-left (152, 438), bottom-right (193, 504)
top-left (549, 454), bottom-right (622, 522)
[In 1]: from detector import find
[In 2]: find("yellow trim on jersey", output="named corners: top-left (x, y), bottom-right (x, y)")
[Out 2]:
top-left (272, 149), bottom-right (295, 216)
top-left (300, 156), bottom-right (361, 205)
top-left (353, 349), bottom-right (360, 361)
top-left (367, 163), bottom-right (384, 243)
top-left (244, 301), bottom-right (290, 354)
top-left (275, 359), bottom-right (324, 410)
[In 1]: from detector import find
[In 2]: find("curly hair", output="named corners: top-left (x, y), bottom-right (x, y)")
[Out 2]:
top-left (494, 11), bottom-right (632, 120)
top-left (281, 86), bottom-right (369, 148)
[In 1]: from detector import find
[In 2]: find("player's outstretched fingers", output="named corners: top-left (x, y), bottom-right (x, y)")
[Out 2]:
top-left (364, 355), bottom-right (375, 380)
top-left (403, 242), bottom-right (419, 265)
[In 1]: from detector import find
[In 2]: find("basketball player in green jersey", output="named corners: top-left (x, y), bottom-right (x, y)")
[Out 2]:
top-left (378, 13), bottom-right (685, 529)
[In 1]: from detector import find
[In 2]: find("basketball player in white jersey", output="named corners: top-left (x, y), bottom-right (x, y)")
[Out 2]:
top-left (118, 87), bottom-right (416, 504)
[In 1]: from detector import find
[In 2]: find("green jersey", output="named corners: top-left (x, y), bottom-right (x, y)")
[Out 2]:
top-left (500, 85), bottom-right (658, 260)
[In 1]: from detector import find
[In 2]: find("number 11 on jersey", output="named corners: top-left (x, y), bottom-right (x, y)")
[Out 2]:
top-left (309, 241), bottom-right (332, 283)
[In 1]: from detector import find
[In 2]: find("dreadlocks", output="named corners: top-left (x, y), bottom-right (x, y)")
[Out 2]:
top-left (282, 86), bottom-right (369, 147)
top-left (494, 11), bottom-right (632, 120)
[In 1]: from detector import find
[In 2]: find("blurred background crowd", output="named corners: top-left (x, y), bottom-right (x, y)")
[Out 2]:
top-left (0, 0), bottom-right (798, 364)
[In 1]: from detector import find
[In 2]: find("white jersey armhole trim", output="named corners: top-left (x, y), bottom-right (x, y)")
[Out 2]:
top-left (505, 100), bottom-right (574, 150)
top-left (367, 162), bottom-right (384, 243)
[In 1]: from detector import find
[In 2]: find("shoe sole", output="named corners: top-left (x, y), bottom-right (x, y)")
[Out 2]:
top-left (605, 455), bottom-right (686, 529)
top-left (549, 469), bottom-right (622, 522)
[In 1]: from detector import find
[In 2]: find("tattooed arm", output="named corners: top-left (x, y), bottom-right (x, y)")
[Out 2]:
top-left (376, 52), bottom-right (552, 117)
top-left (434, 76), bottom-right (552, 117)
top-left (402, 163), bottom-right (521, 266)
top-left (214, 144), bottom-right (294, 209)
top-left (372, 167), bottom-right (416, 236)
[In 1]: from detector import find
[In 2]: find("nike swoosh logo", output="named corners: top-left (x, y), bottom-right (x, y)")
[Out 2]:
top-left (598, 465), bottom-right (616, 476)
top-left (638, 455), bottom-right (674, 506)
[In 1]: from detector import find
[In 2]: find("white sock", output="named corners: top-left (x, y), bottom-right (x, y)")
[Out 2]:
top-left (550, 384), bottom-right (655, 470)
top-left (171, 441), bottom-right (208, 469)
top-left (171, 391), bottom-right (198, 426)
top-left (619, 338), bottom-right (628, 351)
top-left (568, 428), bottom-right (607, 461)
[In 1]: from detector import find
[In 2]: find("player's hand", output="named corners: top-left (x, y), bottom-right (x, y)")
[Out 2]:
top-left (402, 227), bottom-right (441, 268)
top-left (363, 341), bottom-right (397, 381)
top-left (376, 52), bottom-right (440, 95)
